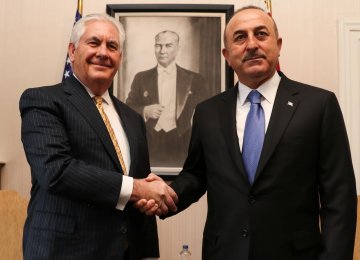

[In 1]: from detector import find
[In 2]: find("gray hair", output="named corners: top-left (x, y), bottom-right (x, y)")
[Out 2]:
top-left (155, 30), bottom-right (180, 44)
top-left (70, 13), bottom-right (126, 51)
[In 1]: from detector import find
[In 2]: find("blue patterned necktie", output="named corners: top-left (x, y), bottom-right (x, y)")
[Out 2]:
top-left (242, 90), bottom-right (265, 184)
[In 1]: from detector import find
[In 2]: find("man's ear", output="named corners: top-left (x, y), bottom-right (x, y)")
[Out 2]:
top-left (68, 43), bottom-right (76, 62)
top-left (277, 37), bottom-right (283, 53)
top-left (222, 48), bottom-right (230, 66)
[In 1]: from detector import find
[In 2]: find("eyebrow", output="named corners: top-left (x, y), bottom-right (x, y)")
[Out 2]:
top-left (86, 36), bottom-right (119, 47)
top-left (233, 25), bottom-right (270, 36)
top-left (86, 36), bottom-right (100, 42)
top-left (107, 40), bottom-right (119, 47)
top-left (254, 25), bottom-right (269, 32)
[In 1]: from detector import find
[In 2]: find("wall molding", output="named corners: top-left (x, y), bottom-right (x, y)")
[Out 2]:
top-left (338, 20), bottom-right (360, 193)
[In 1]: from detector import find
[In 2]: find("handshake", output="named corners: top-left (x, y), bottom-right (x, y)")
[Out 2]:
top-left (130, 173), bottom-right (178, 216)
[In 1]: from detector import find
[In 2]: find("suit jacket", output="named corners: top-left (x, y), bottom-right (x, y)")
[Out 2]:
top-left (126, 65), bottom-right (208, 136)
top-left (20, 76), bottom-right (159, 260)
top-left (168, 73), bottom-right (357, 260)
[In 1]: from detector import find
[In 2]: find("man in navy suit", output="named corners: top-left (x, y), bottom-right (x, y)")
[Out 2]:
top-left (20, 13), bottom-right (177, 260)
top-left (126, 30), bottom-right (209, 167)
top-left (139, 6), bottom-right (357, 260)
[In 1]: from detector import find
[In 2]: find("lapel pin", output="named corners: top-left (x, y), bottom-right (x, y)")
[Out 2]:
top-left (287, 101), bottom-right (293, 107)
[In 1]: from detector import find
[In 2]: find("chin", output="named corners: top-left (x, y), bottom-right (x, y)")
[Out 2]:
top-left (245, 66), bottom-right (269, 76)
top-left (89, 70), bottom-right (113, 79)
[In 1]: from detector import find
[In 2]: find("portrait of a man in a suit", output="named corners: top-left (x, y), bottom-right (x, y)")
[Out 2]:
top-left (126, 30), bottom-right (209, 167)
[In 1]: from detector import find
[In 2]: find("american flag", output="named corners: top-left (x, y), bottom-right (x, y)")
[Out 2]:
top-left (62, 0), bottom-right (83, 81)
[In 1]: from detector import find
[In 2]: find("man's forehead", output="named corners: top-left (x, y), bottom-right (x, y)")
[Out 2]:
top-left (157, 33), bottom-right (177, 41)
top-left (226, 9), bottom-right (274, 35)
top-left (82, 22), bottom-right (119, 41)
top-left (84, 20), bottom-right (118, 34)
top-left (230, 9), bottom-right (272, 26)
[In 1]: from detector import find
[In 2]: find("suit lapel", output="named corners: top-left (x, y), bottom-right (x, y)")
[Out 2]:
top-left (176, 66), bottom-right (191, 119)
top-left (219, 87), bottom-right (248, 182)
top-left (150, 67), bottom-right (159, 103)
top-left (63, 76), bottom-right (123, 172)
top-left (255, 76), bottom-right (299, 181)
top-left (112, 97), bottom-right (136, 176)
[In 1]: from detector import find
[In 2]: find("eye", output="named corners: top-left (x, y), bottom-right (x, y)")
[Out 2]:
top-left (88, 41), bottom-right (98, 47)
top-left (255, 31), bottom-right (269, 39)
top-left (107, 43), bottom-right (119, 51)
top-left (234, 33), bottom-right (247, 43)
top-left (87, 39), bottom-right (100, 47)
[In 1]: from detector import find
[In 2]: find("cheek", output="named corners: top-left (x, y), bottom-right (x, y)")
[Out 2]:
top-left (229, 46), bottom-right (245, 56)
top-left (228, 50), bottom-right (244, 64)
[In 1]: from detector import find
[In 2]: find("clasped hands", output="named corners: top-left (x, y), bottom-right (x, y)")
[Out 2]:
top-left (131, 173), bottom-right (178, 216)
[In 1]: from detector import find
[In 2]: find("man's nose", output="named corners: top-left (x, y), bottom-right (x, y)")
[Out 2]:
top-left (97, 43), bottom-right (109, 58)
top-left (160, 46), bottom-right (167, 53)
top-left (246, 35), bottom-right (259, 50)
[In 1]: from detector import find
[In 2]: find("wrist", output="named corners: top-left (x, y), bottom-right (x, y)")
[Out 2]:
top-left (130, 179), bottom-right (143, 202)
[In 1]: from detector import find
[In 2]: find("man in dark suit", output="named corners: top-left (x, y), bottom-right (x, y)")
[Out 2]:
top-left (139, 6), bottom-right (358, 260)
top-left (126, 30), bottom-right (209, 167)
top-left (20, 13), bottom-right (177, 260)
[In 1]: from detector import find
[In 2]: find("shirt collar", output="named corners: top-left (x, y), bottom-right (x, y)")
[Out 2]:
top-left (73, 74), bottom-right (112, 105)
top-left (238, 72), bottom-right (281, 106)
top-left (157, 62), bottom-right (177, 74)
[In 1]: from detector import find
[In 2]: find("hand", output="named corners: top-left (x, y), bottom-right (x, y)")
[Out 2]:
top-left (131, 173), bottom-right (178, 215)
top-left (144, 104), bottom-right (164, 120)
top-left (134, 173), bottom-right (177, 216)
top-left (134, 199), bottom-right (162, 216)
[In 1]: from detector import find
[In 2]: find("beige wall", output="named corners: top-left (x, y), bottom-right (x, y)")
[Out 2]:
top-left (1, 0), bottom-right (360, 259)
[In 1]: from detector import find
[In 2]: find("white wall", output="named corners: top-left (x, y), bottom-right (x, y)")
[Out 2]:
top-left (1, 0), bottom-right (359, 259)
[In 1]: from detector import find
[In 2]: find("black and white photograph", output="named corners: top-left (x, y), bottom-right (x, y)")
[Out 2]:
top-left (107, 4), bottom-right (234, 175)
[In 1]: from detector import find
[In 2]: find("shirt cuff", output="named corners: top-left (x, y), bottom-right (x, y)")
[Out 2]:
top-left (116, 175), bottom-right (133, 210)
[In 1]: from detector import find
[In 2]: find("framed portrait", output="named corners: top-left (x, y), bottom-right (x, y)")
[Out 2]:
top-left (107, 4), bottom-right (234, 178)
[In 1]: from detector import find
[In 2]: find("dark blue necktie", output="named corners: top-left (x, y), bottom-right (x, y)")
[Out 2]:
top-left (242, 90), bottom-right (265, 185)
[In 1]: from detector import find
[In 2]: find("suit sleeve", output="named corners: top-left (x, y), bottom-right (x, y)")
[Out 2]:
top-left (168, 106), bottom-right (208, 215)
top-left (318, 92), bottom-right (357, 260)
top-left (20, 88), bottom-right (123, 208)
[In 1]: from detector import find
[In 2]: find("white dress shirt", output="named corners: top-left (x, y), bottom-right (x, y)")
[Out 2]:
top-left (155, 62), bottom-right (177, 132)
top-left (236, 72), bottom-right (281, 151)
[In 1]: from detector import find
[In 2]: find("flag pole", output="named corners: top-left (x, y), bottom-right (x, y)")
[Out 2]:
top-left (62, 0), bottom-right (83, 81)
top-left (78, 0), bottom-right (83, 16)
top-left (264, 0), bottom-right (272, 15)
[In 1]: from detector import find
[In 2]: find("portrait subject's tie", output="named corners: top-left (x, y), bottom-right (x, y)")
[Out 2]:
top-left (242, 90), bottom-right (265, 184)
top-left (94, 96), bottom-right (127, 175)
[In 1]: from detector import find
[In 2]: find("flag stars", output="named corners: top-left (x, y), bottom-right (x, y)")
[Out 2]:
top-left (64, 70), bottom-right (71, 79)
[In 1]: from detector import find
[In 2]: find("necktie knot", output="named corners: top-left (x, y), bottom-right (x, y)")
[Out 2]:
top-left (247, 90), bottom-right (261, 104)
top-left (94, 96), bottom-right (103, 107)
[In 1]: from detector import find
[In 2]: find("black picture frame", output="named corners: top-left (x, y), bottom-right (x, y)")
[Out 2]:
top-left (107, 4), bottom-right (234, 179)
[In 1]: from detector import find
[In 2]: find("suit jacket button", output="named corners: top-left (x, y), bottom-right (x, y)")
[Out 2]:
top-left (120, 224), bottom-right (127, 234)
top-left (241, 229), bottom-right (249, 238)
top-left (249, 195), bottom-right (256, 204)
